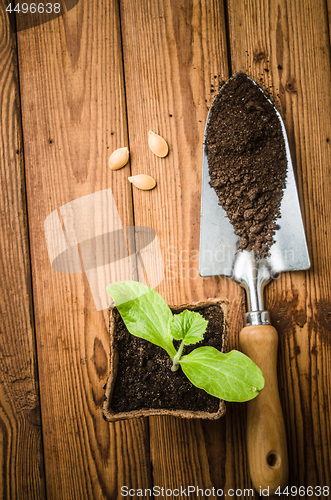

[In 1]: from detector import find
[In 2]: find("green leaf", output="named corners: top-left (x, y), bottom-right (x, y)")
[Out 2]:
top-left (179, 347), bottom-right (265, 402)
top-left (106, 281), bottom-right (176, 358)
top-left (170, 310), bottom-right (208, 345)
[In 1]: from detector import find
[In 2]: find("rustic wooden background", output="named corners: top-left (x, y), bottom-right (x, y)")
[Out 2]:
top-left (1, 0), bottom-right (330, 498)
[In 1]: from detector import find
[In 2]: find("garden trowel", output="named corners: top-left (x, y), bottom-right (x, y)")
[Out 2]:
top-left (199, 73), bottom-right (310, 493)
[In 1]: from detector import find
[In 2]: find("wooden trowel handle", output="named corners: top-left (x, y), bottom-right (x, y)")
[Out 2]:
top-left (239, 324), bottom-right (288, 494)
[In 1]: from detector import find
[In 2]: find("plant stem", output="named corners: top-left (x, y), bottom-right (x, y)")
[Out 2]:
top-left (171, 339), bottom-right (185, 372)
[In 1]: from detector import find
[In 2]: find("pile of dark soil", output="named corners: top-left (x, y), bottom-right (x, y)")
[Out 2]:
top-left (205, 72), bottom-right (287, 258)
top-left (110, 305), bottom-right (224, 414)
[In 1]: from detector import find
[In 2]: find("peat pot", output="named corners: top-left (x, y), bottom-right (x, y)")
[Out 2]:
top-left (103, 299), bottom-right (229, 422)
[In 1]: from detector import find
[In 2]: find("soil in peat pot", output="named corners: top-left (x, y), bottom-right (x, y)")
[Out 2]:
top-left (110, 305), bottom-right (225, 414)
top-left (205, 72), bottom-right (287, 258)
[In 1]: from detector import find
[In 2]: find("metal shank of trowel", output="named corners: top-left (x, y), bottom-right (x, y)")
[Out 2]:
top-left (232, 250), bottom-right (272, 327)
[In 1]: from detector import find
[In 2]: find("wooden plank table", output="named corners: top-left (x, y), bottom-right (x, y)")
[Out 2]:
top-left (0, 0), bottom-right (330, 498)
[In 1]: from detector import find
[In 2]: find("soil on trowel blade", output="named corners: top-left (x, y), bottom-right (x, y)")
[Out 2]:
top-left (205, 72), bottom-right (287, 258)
top-left (110, 305), bottom-right (225, 414)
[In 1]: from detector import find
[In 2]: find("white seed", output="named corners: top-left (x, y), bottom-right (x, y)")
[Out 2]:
top-left (128, 174), bottom-right (156, 191)
top-left (109, 147), bottom-right (129, 170)
top-left (148, 130), bottom-right (169, 158)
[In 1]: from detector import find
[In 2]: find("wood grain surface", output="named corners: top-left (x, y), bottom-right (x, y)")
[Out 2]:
top-left (0, 0), bottom-right (330, 498)
top-left (119, 0), bottom-right (254, 496)
top-left (16, 1), bottom-right (151, 498)
top-left (228, 0), bottom-right (331, 496)
top-left (0, 3), bottom-right (45, 498)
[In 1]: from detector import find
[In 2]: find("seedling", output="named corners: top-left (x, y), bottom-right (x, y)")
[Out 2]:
top-left (106, 281), bottom-right (264, 402)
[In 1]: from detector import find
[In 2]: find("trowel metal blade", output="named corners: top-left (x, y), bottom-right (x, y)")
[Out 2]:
top-left (199, 73), bottom-right (310, 278)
